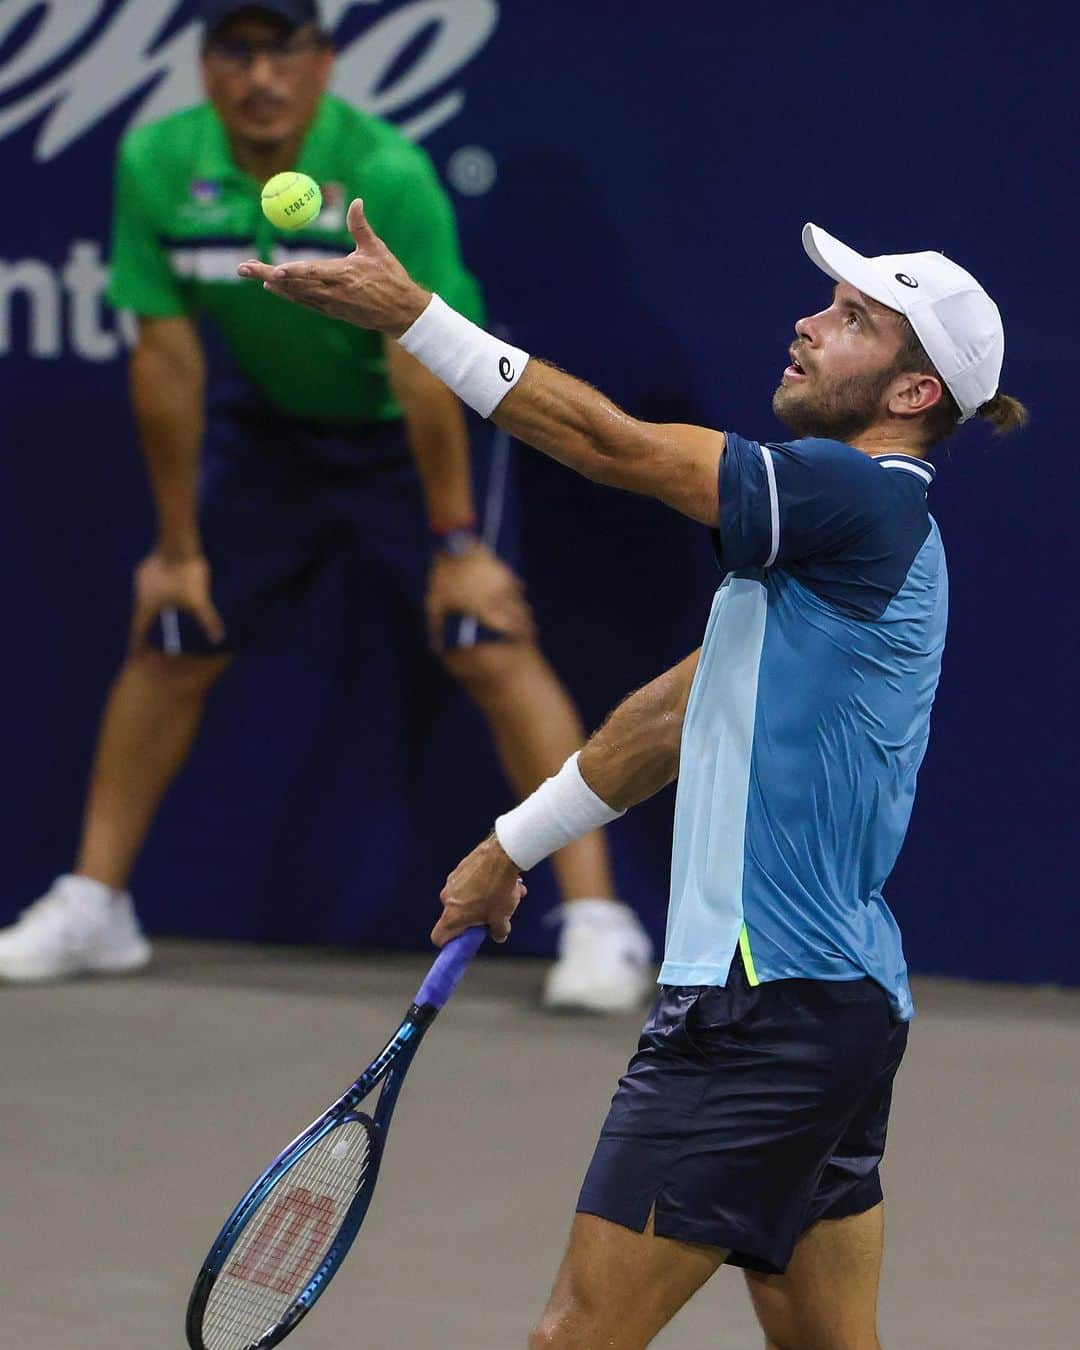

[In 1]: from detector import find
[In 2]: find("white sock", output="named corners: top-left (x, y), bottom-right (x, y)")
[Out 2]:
top-left (58, 874), bottom-right (125, 907)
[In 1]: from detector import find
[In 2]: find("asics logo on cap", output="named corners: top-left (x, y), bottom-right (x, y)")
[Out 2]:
top-left (895, 273), bottom-right (919, 288)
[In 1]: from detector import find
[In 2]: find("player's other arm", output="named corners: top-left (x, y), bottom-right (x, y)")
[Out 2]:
top-left (432, 648), bottom-right (700, 944)
top-left (239, 202), bottom-right (724, 525)
top-left (578, 647), bottom-right (700, 810)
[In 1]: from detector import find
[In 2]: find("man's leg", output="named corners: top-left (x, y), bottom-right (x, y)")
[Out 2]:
top-left (743, 1205), bottom-right (885, 1350)
top-left (530, 1211), bottom-right (726, 1350)
top-left (77, 649), bottom-right (233, 888)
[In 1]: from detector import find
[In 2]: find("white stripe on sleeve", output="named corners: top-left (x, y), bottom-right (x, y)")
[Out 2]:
top-left (760, 445), bottom-right (780, 567)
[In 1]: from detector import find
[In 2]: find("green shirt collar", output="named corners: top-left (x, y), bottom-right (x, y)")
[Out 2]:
top-left (193, 105), bottom-right (246, 183)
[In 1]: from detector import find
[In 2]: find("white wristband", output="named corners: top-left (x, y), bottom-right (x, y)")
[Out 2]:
top-left (398, 294), bottom-right (530, 418)
top-left (494, 752), bottom-right (625, 872)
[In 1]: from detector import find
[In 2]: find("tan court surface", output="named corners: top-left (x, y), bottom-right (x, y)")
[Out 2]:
top-left (2, 941), bottom-right (1077, 1349)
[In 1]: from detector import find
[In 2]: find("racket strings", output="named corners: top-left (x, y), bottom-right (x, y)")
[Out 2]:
top-left (200, 1120), bottom-right (373, 1350)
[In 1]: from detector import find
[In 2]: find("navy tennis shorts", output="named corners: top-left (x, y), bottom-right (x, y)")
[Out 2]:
top-left (577, 945), bottom-right (908, 1274)
top-left (151, 379), bottom-right (519, 656)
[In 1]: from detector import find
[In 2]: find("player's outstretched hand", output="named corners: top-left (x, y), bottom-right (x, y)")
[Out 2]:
top-left (237, 199), bottom-right (429, 336)
top-left (433, 834), bottom-right (526, 947)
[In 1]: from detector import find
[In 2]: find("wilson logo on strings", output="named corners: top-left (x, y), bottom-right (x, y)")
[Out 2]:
top-left (227, 1187), bottom-right (338, 1295)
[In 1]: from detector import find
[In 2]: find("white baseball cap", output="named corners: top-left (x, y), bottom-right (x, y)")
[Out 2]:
top-left (802, 223), bottom-right (1005, 422)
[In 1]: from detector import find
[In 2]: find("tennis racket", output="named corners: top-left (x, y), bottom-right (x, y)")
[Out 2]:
top-left (185, 926), bottom-right (486, 1350)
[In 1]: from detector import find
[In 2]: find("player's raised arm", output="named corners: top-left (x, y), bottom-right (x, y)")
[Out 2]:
top-left (238, 200), bottom-right (725, 525)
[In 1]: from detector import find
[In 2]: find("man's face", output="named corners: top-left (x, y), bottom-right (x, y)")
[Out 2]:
top-left (773, 282), bottom-right (910, 441)
top-left (201, 13), bottom-right (332, 149)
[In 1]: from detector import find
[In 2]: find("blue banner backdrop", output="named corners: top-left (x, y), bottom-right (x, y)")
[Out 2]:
top-left (0, 1), bottom-right (1073, 983)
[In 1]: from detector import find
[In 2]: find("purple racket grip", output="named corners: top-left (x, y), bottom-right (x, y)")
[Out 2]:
top-left (415, 927), bottom-right (486, 1010)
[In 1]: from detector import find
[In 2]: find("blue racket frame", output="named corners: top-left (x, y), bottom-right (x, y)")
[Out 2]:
top-left (186, 927), bottom-right (485, 1350)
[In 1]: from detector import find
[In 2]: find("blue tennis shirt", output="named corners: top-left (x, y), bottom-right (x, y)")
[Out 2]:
top-left (659, 434), bottom-right (948, 1020)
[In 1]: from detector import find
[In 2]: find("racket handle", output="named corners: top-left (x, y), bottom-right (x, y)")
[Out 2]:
top-left (415, 927), bottom-right (486, 1010)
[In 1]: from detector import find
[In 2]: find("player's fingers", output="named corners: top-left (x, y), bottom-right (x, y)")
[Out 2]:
top-left (237, 260), bottom-right (275, 281)
top-left (271, 258), bottom-right (343, 285)
top-left (430, 911), bottom-right (466, 948)
top-left (347, 197), bottom-right (374, 245)
top-left (276, 261), bottom-right (328, 282)
top-left (489, 913), bottom-right (512, 944)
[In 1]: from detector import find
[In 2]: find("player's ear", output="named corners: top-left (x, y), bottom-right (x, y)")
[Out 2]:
top-left (888, 372), bottom-right (941, 419)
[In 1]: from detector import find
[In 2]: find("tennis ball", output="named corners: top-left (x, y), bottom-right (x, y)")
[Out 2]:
top-left (261, 171), bottom-right (322, 231)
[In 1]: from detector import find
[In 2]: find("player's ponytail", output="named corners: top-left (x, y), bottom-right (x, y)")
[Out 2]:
top-left (975, 392), bottom-right (1030, 435)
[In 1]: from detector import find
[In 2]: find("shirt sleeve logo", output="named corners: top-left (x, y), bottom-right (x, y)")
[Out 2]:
top-left (498, 355), bottom-right (515, 381)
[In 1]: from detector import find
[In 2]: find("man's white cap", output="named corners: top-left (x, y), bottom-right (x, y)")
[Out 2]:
top-left (802, 223), bottom-right (1004, 422)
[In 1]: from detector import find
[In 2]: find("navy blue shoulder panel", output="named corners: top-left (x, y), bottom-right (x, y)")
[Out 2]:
top-left (714, 434), bottom-right (933, 621)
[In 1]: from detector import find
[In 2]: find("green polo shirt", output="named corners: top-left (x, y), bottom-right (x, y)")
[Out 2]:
top-left (107, 94), bottom-right (483, 424)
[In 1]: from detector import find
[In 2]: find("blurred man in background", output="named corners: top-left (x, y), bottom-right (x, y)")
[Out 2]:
top-left (0, 0), bottom-right (652, 1010)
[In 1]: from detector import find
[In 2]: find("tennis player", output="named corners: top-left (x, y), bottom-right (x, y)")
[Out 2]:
top-left (237, 205), bottom-right (1025, 1345)
top-left (0, 0), bottom-right (654, 1012)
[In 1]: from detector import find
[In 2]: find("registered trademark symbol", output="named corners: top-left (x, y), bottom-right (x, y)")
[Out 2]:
top-left (447, 146), bottom-right (497, 196)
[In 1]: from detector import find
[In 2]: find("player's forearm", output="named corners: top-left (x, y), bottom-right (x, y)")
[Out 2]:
top-left (394, 297), bottom-right (722, 524)
top-left (494, 650), bottom-right (700, 872)
top-left (129, 319), bottom-right (205, 559)
top-left (490, 361), bottom-right (657, 493)
top-left (579, 648), bottom-right (701, 810)
top-left (386, 341), bottom-right (475, 530)
top-left (387, 291), bottom-right (661, 494)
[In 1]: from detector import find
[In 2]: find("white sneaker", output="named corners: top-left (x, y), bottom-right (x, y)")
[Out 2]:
top-left (542, 898), bottom-right (654, 1013)
top-left (0, 875), bottom-right (151, 983)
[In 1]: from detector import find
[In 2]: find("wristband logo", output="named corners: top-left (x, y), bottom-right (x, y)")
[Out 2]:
top-left (498, 356), bottom-right (515, 382)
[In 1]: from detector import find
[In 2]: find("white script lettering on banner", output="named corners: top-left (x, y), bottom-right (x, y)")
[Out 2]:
top-left (0, 0), bottom-right (499, 161)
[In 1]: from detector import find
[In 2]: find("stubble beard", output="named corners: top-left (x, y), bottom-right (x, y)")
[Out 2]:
top-left (772, 367), bottom-right (893, 442)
